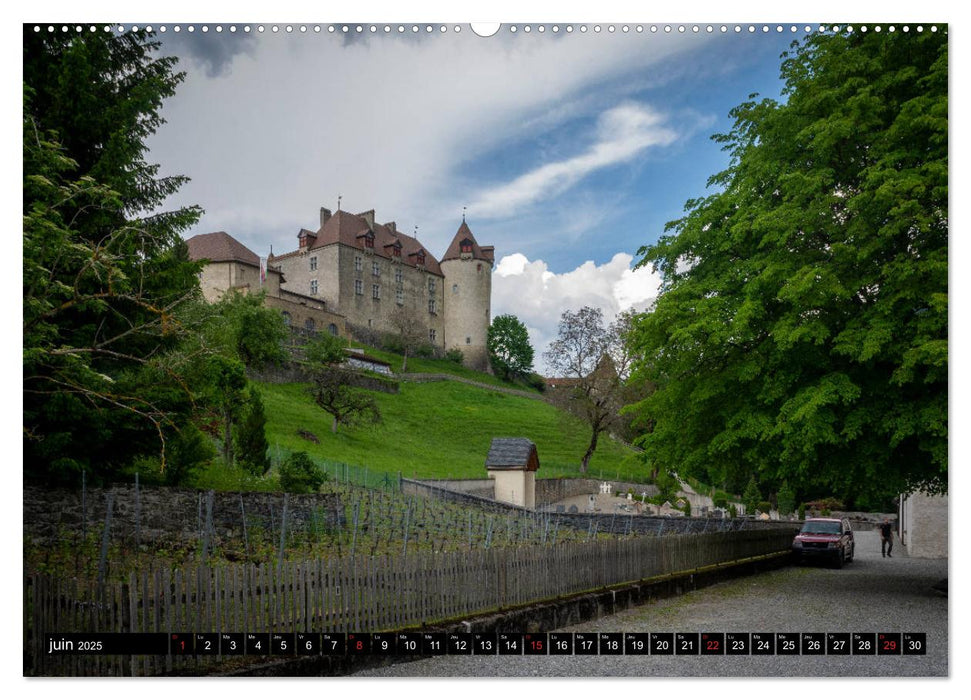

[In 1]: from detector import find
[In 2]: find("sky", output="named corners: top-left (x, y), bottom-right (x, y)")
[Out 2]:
top-left (146, 23), bottom-right (797, 371)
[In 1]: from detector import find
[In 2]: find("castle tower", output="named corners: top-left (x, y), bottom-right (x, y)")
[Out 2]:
top-left (440, 220), bottom-right (494, 372)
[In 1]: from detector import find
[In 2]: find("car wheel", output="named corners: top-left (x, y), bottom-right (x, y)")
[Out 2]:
top-left (834, 550), bottom-right (844, 569)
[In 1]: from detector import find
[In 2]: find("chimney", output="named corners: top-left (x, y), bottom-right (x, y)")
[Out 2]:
top-left (358, 209), bottom-right (375, 230)
top-left (320, 207), bottom-right (332, 227)
top-left (386, 221), bottom-right (396, 234)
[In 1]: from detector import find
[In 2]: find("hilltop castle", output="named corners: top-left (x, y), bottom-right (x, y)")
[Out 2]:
top-left (186, 207), bottom-right (495, 371)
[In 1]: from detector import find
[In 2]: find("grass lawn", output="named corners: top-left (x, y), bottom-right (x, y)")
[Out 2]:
top-left (257, 379), bottom-right (647, 482)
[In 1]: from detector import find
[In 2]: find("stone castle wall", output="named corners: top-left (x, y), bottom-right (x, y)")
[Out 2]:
top-left (441, 255), bottom-right (492, 372)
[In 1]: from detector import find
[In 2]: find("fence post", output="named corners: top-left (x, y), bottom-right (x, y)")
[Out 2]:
top-left (98, 493), bottom-right (114, 588)
top-left (81, 469), bottom-right (87, 540)
top-left (131, 473), bottom-right (139, 553)
top-left (239, 493), bottom-right (249, 554)
top-left (278, 494), bottom-right (289, 571)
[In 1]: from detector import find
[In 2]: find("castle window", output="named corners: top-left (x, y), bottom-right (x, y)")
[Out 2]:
top-left (305, 318), bottom-right (316, 331)
top-left (466, 337), bottom-right (471, 345)
top-left (364, 232), bottom-right (375, 249)
top-left (281, 311), bottom-right (291, 326)
top-left (372, 261), bottom-right (381, 277)
top-left (461, 240), bottom-right (473, 254)
top-left (310, 279), bottom-right (318, 295)
top-left (452, 284), bottom-right (458, 294)
top-left (396, 289), bottom-right (404, 305)
top-left (372, 284), bottom-right (381, 300)
top-left (395, 268), bottom-right (403, 284)
top-left (310, 256), bottom-right (318, 271)
top-left (328, 323), bottom-right (338, 336)
top-left (428, 298), bottom-right (437, 314)
top-left (354, 256), bottom-right (363, 272)
top-left (355, 279), bottom-right (363, 295)
top-left (428, 279), bottom-right (436, 294)
top-left (429, 329), bottom-right (437, 343)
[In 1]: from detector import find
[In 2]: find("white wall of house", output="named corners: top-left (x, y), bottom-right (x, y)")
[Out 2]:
top-left (899, 491), bottom-right (948, 558)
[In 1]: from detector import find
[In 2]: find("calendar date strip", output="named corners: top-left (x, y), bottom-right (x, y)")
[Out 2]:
top-left (45, 631), bottom-right (926, 656)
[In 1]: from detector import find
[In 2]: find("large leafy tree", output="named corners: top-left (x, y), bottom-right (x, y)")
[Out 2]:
top-left (488, 314), bottom-right (534, 381)
top-left (23, 29), bottom-right (204, 483)
top-left (628, 30), bottom-right (947, 504)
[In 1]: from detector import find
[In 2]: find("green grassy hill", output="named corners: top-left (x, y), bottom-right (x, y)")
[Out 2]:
top-left (257, 378), bottom-right (643, 482)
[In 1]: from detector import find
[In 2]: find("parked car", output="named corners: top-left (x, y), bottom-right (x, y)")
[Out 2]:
top-left (791, 517), bottom-right (855, 568)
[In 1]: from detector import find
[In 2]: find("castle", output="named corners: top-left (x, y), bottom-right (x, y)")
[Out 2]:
top-left (186, 206), bottom-right (495, 371)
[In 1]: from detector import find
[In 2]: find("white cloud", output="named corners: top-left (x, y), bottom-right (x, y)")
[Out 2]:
top-left (492, 251), bottom-right (661, 375)
top-left (150, 30), bottom-right (704, 258)
top-left (468, 102), bottom-right (677, 218)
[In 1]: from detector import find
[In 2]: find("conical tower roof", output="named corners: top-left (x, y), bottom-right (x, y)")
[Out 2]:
top-left (441, 220), bottom-right (494, 264)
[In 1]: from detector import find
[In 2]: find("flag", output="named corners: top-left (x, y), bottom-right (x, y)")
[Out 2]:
top-left (260, 257), bottom-right (267, 286)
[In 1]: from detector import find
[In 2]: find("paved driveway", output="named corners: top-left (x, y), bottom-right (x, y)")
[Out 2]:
top-left (351, 531), bottom-right (947, 677)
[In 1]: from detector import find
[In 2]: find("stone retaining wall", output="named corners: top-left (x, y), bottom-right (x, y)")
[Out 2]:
top-left (23, 485), bottom-right (344, 547)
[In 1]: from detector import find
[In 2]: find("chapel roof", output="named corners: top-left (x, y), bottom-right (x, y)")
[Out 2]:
top-left (485, 438), bottom-right (540, 471)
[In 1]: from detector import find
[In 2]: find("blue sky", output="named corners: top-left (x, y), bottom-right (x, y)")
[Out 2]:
top-left (146, 24), bottom-right (798, 365)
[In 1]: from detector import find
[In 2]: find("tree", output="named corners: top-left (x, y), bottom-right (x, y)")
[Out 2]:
top-left (488, 314), bottom-right (534, 381)
top-left (386, 305), bottom-right (428, 372)
top-left (23, 30), bottom-right (204, 483)
top-left (777, 481), bottom-right (796, 516)
top-left (309, 367), bottom-right (382, 433)
top-left (236, 388), bottom-right (270, 477)
top-left (215, 291), bottom-right (288, 371)
top-left (742, 476), bottom-right (762, 516)
top-left (206, 356), bottom-right (248, 467)
top-left (303, 332), bottom-right (348, 368)
top-left (543, 307), bottom-right (635, 474)
top-left (628, 30), bottom-right (947, 501)
top-left (279, 452), bottom-right (327, 494)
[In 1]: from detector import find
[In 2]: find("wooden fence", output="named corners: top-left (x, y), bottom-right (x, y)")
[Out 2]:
top-left (25, 528), bottom-right (795, 676)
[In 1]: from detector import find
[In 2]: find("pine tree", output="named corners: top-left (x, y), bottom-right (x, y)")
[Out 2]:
top-left (236, 388), bottom-right (270, 477)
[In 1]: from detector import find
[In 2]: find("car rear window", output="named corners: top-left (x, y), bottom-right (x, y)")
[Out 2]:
top-left (801, 521), bottom-right (841, 534)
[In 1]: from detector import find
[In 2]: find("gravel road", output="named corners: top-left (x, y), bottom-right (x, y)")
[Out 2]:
top-left (350, 531), bottom-right (947, 678)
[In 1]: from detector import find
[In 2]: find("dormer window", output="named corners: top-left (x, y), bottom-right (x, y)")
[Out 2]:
top-left (460, 238), bottom-right (474, 254)
top-left (362, 232), bottom-right (375, 250)
top-left (416, 250), bottom-right (426, 267)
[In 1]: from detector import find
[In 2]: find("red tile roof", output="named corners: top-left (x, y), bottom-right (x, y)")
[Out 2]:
top-left (441, 221), bottom-right (493, 264)
top-left (186, 231), bottom-right (260, 267)
top-left (283, 209), bottom-right (444, 276)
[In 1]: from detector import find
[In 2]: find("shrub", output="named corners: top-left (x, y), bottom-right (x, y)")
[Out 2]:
top-left (278, 451), bottom-right (326, 493)
top-left (798, 503), bottom-right (806, 520)
top-left (757, 500), bottom-right (772, 514)
top-left (444, 348), bottom-right (465, 365)
top-left (166, 423), bottom-right (217, 486)
top-left (728, 504), bottom-right (738, 519)
top-left (525, 372), bottom-right (547, 393)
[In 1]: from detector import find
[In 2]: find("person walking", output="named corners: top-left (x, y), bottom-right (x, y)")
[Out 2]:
top-left (880, 518), bottom-right (894, 558)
